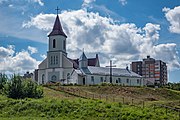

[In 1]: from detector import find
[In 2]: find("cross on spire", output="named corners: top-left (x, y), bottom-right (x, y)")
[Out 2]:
top-left (55, 6), bottom-right (60, 15)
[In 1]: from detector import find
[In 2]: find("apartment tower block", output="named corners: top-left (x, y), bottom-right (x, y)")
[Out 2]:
top-left (131, 56), bottom-right (167, 85)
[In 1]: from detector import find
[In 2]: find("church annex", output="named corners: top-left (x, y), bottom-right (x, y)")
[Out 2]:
top-left (34, 14), bottom-right (144, 86)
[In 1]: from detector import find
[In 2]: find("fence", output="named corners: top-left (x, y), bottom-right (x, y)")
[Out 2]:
top-left (153, 104), bottom-right (180, 119)
top-left (47, 85), bottom-right (180, 119)
top-left (49, 85), bottom-right (148, 106)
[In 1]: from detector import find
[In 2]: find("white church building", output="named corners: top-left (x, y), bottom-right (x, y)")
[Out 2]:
top-left (34, 14), bottom-right (144, 86)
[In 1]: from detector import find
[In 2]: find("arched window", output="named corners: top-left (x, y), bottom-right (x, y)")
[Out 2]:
top-left (53, 39), bottom-right (56, 48)
top-left (51, 75), bottom-right (57, 81)
top-left (42, 74), bottom-right (45, 84)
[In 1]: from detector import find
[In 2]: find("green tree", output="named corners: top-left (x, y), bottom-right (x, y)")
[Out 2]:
top-left (4, 74), bottom-right (43, 99)
top-left (4, 75), bottom-right (23, 99)
top-left (0, 74), bottom-right (7, 90)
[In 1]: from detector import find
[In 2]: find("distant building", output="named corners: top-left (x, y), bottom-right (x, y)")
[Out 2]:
top-left (131, 56), bottom-right (167, 85)
top-left (23, 71), bottom-right (33, 79)
top-left (33, 12), bottom-right (144, 86)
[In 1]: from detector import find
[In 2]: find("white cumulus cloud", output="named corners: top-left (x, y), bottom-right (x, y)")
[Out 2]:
top-left (0, 45), bottom-right (15, 58)
top-left (163, 6), bottom-right (180, 34)
top-left (119, 0), bottom-right (127, 6)
top-left (82, 0), bottom-right (96, 8)
top-left (28, 46), bottom-right (38, 54)
top-left (0, 45), bottom-right (40, 74)
top-left (32, 0), bottom-right (44, 6)
top-left (23, 13), bottom-right (54, 31)
top-left (22, 9), bottom-right (180, 70)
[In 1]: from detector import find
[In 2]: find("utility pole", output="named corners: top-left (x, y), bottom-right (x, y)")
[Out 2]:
top-left (106, 60), bottom-right (116, 83)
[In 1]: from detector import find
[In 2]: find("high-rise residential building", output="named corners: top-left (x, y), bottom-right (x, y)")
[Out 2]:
top-left (131, 56), bottom-right (167, 85)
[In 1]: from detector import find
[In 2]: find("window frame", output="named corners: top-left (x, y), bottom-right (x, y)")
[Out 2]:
top-left (91, 76), bottom-right (94, 84)
top-left (53, 39), bottom-right (56, 48)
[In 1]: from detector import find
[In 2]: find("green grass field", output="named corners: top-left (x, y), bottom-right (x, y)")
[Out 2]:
top-left (0, 86), bottom-right (179, 120)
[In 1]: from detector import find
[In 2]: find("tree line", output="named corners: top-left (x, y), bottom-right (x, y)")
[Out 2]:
top-left (165, 82), bottom-right (180, 91)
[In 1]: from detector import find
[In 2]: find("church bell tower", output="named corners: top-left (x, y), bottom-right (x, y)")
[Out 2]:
top-left (47, 7), bottom-right (67, 68)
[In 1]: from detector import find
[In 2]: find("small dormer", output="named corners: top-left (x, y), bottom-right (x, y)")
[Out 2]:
top-left (79, 52), bottom-right (88, 68)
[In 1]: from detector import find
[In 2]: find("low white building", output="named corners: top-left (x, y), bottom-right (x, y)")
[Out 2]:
top-left (34, 14), bottom-right (144, 86)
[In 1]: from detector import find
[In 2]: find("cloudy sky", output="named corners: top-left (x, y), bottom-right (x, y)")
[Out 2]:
top-left (0, 0), bottom-right (180, 82)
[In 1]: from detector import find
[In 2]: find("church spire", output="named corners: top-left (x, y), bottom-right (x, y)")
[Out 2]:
top-left (48, 7), bottom-right (67, 38)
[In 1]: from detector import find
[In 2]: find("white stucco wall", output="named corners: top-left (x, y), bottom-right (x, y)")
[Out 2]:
top-left (84, 74), bottom-right (144, 86)
top-left (49, 35), bottom-right (66, 53)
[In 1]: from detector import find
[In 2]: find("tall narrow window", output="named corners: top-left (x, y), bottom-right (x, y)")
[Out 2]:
top-left (42, 74), bottom-right (45, 84)
top-left (137, 79), bottom-right (140, 84)
top-left (53, 39), bottom-right (56, 48)
top-left (51, 56), bottom-right (53, 65)
top-left (54, 56), bottom-right (56, 64)
top-left (56, 56), bottom-right (58, 64)
top-left (126, 79), bottom-right (129, 83)
top-left (100, 77), bottom-right (103, 82)
top-left (67, 73), bottom-right (70, 79)
top-left (91, 76), bottom-right (94, 84)
top-left (118, 78), bottom-right (121, 83)
top-left (63, 40), bottom-right (66, 50)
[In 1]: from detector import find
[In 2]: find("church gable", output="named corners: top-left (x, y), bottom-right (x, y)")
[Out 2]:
top-left (63, 55), bottom-right (73, 68)
top-left (38, 58), bottom-right (47, 69)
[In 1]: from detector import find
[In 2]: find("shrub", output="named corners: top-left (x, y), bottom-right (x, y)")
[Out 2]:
top-left (4, 75), bottom-right (43, 99)
top-left (23, 79), bottom-right (43, 98)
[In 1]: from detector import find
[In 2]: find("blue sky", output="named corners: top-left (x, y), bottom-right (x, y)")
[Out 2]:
top-left (0, 0), bottom-right (180, 82)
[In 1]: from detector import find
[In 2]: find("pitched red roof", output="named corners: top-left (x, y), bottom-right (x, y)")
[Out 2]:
top-left (88, 58), bottom-right (97, 66)
top-left (68, 58), bottom-right (79, 69)
top-left (48, 15), bottom-right (67, 38)
top-left (69, 58), bottom-right (97, 69)
top-left (68, 54), bottom-right (99, 69)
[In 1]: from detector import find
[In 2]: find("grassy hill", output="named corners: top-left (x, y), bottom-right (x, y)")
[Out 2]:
top-left (71, 86), bottom-right (180, 101)
top-left (0, 86), bottom-right (179, 120)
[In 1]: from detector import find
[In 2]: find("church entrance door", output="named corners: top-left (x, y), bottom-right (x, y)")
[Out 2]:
top-left (83, 78), bottom-right (85, 85)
